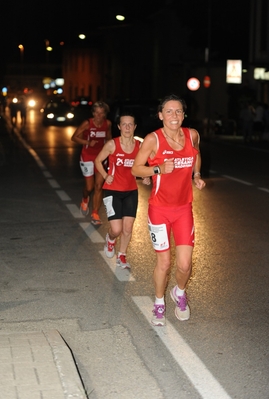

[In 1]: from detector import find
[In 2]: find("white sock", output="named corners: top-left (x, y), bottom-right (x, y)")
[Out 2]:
top-left (118, 252), bottom-right (126, 257)
top-left (175, 286), bottom-right (185, 297)
top-left (155, 296), bottom-right (165, 305)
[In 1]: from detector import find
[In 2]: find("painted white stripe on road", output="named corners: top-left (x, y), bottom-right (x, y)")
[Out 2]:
top-left (258, 187), bottom-right (269, 193)
top-left (132, 296), bottom-right (232, 399)
top-left (221, 175), bottom-right (253, 186)
top-left (28, 149), bottom-right (47, 169)
top-left (80, 222), bottom-right (104, 243)
top-left (56, 190), bottom-right (71, 201)
top-left (47, 179), bottom-right (61, 188)
top-left (66, 204), bottom-right (83, 218)
top-left (99, 251), bottom-right (135, 281)
top-left (43, 171), bottom-right (52, 178)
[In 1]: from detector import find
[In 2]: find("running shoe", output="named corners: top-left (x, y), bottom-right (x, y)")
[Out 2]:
top-left (80, 198), bottom-right (89, 216)
top-left (170, 286), bottom-right (190, 321)
top-left (104, 234), bottom-right (116, 258)
top-left (91, 211), bottom-right (102, 225)
top-left (116, 254), bottom-right (131, 269)
top-left (151, 304), bottom-right (166, 326)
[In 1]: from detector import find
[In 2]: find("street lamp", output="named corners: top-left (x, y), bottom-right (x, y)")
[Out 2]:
top-left (116, 14), bottom-right (125, 21)
top-left (18, 44), bottom-right (24, 87)
top-left (44, 39), bottom-right (53, 58)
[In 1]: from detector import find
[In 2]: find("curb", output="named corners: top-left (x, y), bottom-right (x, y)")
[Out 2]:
top-left (44, 330), bottom-right (87, 399)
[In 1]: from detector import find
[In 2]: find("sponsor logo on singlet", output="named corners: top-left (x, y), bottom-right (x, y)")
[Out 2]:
top-left (162, 150), bottom-right (174, 154)
top-left (174, 156), bottom-right (194, 169)
top-left (96, 131), bottom-right (106, 138)
top-left (116, 157), bottom-right (134, 167)
top-left (89, 129), bottom-right (106, 138)
top-left (124, 159), bottom-right (134, 167)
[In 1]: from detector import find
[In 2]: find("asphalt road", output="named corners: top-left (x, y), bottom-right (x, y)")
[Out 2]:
top-left (0, 110), bottom-right (269, 399)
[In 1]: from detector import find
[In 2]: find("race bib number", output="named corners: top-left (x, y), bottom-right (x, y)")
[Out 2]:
top-left (103, 195), bottom-right (115, 217)
top-left (148, 223), bottom-right (169, 251)
top-left (80, 161), bottom-right (94, 177)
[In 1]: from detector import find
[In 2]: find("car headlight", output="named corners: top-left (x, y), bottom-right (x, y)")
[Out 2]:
top-left (47, 113), bottom-right (55, 119)
top-left (28, 99), bottom-right (36, 107)
top-left (67, 112), bottom-right (74, 119)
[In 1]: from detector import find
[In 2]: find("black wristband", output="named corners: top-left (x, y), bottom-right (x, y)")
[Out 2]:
top-left (153, 165), bottom-right (161, 175)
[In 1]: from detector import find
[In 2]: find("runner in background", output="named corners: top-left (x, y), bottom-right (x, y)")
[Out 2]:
top-left (95, 112), bottom-right (150, 268)
top-left (71, 101), bottom-right (111, 224)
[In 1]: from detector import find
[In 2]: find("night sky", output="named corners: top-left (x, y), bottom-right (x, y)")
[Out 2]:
top-left (1, 0), bottom-right (250, 65)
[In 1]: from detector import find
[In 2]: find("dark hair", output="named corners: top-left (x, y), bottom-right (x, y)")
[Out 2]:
top-left (92, 101), bottom-right (110, 114)
top-left (116, 111), bottom-right (137, 125)
top-left (158, 94), bottom-right (187, 113)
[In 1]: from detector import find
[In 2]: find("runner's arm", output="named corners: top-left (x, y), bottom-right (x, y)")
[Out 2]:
top-left (94, 140), bottom-right (115, 179)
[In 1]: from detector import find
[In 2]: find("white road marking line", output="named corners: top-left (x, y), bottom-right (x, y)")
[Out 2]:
top-left (99, 251), bottom-right (135, 281)
top-left (66, 204), bottom-right (83, 218)
top-left (132, 296), bottom-right (232, 399)
top-left (43, 171), bottom-right (52, 178)
top-left (258, 187), bottom-right (269, 193)
top-left (28, 148), bottom-right (46, 170)
top-left (80, 222), bottom-right (104, 243)
top-left (222, 175), bottom-right (253, 185)
top-left (56, 190), bottom-right (71, 201)
top-left (47, 179), bottom-right (61, 188)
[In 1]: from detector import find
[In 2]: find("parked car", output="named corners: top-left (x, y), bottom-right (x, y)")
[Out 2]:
top-left (71, 96), bottom-right (93, 124)
top-left (108, 99), bottom-right (162, 139)
top-left (40, 98), bottom-right (75, 126)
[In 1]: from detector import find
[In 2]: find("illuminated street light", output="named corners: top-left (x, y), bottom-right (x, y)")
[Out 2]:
top-left (18, 44), bottom-right (24, 62)
top-left (18, 44), bottom-right (24, 83)
top-left (116, 14), bottom-right (125, 21)
top-left (78, 34), bottom-right (86, 40)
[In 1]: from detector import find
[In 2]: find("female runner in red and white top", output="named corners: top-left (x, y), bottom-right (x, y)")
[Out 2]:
top-left (132, 94), bottom-right (206, 326)
top-left (71, 101), bottom-right (112, 224)
top-left (95, 112), bottom-right (150, 269)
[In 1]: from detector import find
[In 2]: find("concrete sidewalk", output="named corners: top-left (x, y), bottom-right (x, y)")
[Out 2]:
top-left (0, 117), bottom-right (87, 398)
top-left (0, 330), bottom-right (87, 399)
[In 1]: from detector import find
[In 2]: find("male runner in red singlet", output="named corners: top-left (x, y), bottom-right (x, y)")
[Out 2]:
top-left (71, 101), bottom-right (112, 224)
top-left (95, 112), bottom-right (150, 269)
top-left (132, 94), bottom-right (206, 326)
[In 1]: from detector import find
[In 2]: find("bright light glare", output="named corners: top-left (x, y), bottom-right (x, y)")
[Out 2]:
top-left (28, 99), bottom-right (36, 107)
top-left (116, 14), bottom-right (125, 21)
top-left (12, 97), bottom-right (18, 103)
top-left (79, 34), bottom-right (86, 40)
top-left (67, 113), bottom-right (74, 119)
top-left (47, 113), bottom-right (55, 119)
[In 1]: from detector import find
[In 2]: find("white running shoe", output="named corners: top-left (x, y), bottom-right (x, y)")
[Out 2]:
top-left (104, 234), bottom-right (116, 258)
top-left (170, 286), bottom-right (190, 321)
top-left (116, 254), bottom-right (130, 269)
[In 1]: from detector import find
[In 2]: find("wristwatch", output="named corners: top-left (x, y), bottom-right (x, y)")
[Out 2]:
top-left (153, 165), bottom-right (161, 175)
